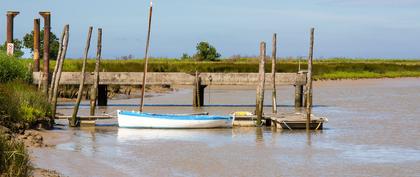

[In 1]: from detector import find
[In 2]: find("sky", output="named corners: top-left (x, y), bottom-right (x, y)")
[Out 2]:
top-left (0, 0), bottom-right (419, 59)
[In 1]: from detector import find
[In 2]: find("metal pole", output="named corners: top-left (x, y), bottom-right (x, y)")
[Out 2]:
top-left (140, 0), bottom-right (154, 112)
top-left (6, 11), bottom-right (19, 56)
top-left (40, 12), bottom-right (51, 95)
top-left (306, 28), bottom-right (315, 131)
top-left (33, 19), bottom-right (40, 71)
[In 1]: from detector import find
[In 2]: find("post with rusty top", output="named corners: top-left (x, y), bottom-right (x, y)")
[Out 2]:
top-left (71, 27), bottom-right (93, 127)
top-left (6, 11), bottom-right (19, 56)
top-left (271, 33), bottom-right (278, 114)
top-left (256, 42), bottom-right (266, 126)
top-left (51, 25), bottom-right (69, 122)
top-left (33, 19), bottom-right (40, 71)
top-left (39, 12), bottom-right (51, 95)
top-left (90, 28), bottom-right (102, 116)
top-left (306, 28), bottom-right (315, 131)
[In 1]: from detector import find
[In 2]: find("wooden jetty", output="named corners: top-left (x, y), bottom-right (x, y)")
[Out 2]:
top-left (233, 112), bottom-right (327, 130)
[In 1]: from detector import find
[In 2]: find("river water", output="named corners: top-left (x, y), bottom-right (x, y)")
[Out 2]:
top-left (32, 78), bottom-right (420, 177)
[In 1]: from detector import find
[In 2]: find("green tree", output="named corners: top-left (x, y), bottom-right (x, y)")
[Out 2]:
top-left (0, 39), bottom-right (24, 58)
top-left (194, 42), bottom-right (221, 61)
top-left (22, 30), bottom-right (60, 60)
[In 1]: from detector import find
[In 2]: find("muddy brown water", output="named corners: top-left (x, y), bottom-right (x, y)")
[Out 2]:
top-left (32, 78), bottom-right (420, 177)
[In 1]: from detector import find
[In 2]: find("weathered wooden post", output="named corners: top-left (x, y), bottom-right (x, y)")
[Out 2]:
top-left (140, 1), bottom-right (154, 112)
top-left (71, 26), bottom-right (93, 127)
top-left (256, 42), bottom-right (266, 126)
top-left (294, 84), bottom-right (304, 107)
top-left (33, 19), bottom-right (40, 72)
top-left (271, 33), bottom-right (278, 114)
top-left (51, 25), bottom-right (69, 121)
top-left (90, 28), bottom-right (102, 116)
top-left (49, 26), bottom-right (66, 102)
top-left (306, 28), bottom-right (315, 131)
top-left (6, 11), bottom-right (19, 56)
top-left (39, 12), bottom-right (51, 95)
top-left (193, 72), bottom-right (205, 107)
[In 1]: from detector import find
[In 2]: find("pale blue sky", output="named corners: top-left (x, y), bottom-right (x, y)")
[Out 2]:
top-left (1, 0), bottom-right (419, 59)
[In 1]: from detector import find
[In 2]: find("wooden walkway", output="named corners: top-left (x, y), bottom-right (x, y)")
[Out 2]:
top-left (234, 112), bottom-right (327, 130)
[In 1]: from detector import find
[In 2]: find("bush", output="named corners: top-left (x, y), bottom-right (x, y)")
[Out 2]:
top-left (0, 132), bottom-right (31, 177)
top-left (194, 42), bottom-right (221, 61)
top-left (0, 81), bottom-right (51, 129)
top-left (0, 52), bottom-right (32, 83)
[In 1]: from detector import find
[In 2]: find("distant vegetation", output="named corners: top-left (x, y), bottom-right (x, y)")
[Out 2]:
top-left (25, 57), bottom-right (420, 80)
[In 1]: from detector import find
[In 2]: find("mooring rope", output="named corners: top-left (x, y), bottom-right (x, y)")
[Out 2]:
top-left (282, 121), bottom-right (293, 130)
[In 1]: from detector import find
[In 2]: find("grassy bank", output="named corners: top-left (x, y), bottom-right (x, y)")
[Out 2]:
top-left (0, 132), bottom-right (31, 177)
top-left (26, 57), bottom-right (420, 80)
top-left (0, 52), bottom-right (51, 177)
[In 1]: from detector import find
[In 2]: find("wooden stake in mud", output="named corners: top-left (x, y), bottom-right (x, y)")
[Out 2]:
top-left (306, 28), bottom-right (315, 131)
top-left (140, 1), bottom-right (154, 112)
top-left (49, 26), bottom-right (67, 102)
top-left (90, 28), bottom-right (102, 116)
top-left (71, 26), bottom-right (93, 127)
top-left (256, 42), bottom-right (266, 126)
top-left (51, 25), bottom-right (69, 121)
top-left (271, 33), bottom-right (278, 114)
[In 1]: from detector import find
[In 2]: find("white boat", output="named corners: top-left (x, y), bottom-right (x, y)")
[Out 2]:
top-left (117, 110), bottom-right (234, 129)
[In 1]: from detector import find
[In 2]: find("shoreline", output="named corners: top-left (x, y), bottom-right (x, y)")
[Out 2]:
top-left (22, 77), bottom-right (420, 176)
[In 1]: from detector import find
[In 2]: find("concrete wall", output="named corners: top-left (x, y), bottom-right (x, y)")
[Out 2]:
top-left (32, 72), bottom-right (307, 86)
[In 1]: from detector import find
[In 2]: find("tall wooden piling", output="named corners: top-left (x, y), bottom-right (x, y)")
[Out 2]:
top-left (49, 26), bottom-right (67, 102)
top-left (71, 26), bottom-right (93, 127)
top-left (33, 19), bottom-right (40, 72)
top-left (306, 28), bottom-right (315, 131)
top-left (271, 33), bottom-right (278, 114)
top-left (256, 42), bottom-right (266, 126)
top-left (39, 12), bottom-right (51, 95)
top-left (90, 28), bottom-right (102, 116)
top-left (51, 25), bottom-right (69, 121)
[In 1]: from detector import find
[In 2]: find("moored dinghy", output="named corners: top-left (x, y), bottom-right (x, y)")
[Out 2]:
top-left (117, 110), bottom-right (234, 129)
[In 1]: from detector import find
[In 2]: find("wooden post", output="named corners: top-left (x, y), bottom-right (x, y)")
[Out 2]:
top-left (71, 26), bottom-right (93, 127)
top-left (90, 28), bottom-right (102, 116)
top-left (256, 42), bottom-right (266, 126)
top-left (33, 19), bottom-right (40, 72)
top-left (49, 26), bottom-right (66, 102)
top-left (40, 12), bottom-right (51, 95)
top-left (271, 33), bottom-right (277, 114)
top-left (294, 84), bottom-right (304, 107)
top-left (306, 28), bottom-right (315, 131)
top-left (51, 25), bottom-right (69, 121)
top-left (140, 1), bottom-right (154, 112)
top-left (193, 72), bottom-right (205, 107)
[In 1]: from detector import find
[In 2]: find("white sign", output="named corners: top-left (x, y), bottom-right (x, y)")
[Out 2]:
top-left (6, 43), bottom-right (14, 56)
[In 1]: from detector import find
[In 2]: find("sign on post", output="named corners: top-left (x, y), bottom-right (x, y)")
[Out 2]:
top-left (6, 43), bottom-right (14, 56)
